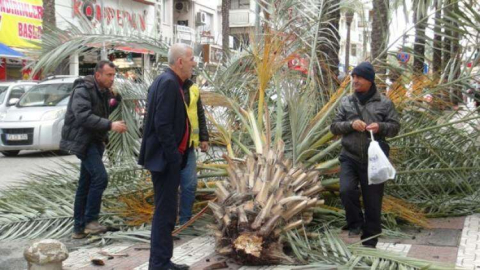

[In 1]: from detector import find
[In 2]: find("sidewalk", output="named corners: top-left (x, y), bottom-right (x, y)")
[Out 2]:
top-left (62, 214), bottom-right (480, 270)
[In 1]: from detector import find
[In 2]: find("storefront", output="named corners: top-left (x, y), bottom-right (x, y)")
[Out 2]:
top-left (55, 0), bottom-right (156, 78)
top-left (0, 0), bottom-right (43, 81)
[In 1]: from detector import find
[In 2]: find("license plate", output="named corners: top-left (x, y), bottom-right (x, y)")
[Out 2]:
top-left (6, 134), bottom-right (28, 141)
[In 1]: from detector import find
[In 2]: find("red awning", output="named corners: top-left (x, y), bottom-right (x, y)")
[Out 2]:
top-left (115, 46), bottom-right (154, 54)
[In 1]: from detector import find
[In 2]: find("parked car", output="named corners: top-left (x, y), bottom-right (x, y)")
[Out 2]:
top-left (0, 76), bottom-right (78, 156)
top-left (0, 81), bottom-right (38, 113)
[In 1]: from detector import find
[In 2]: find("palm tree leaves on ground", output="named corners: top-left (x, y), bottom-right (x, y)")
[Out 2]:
top-left (285, 229), bottom-right (455, 269)
top-left (0, 162), bottom-right (147, 241)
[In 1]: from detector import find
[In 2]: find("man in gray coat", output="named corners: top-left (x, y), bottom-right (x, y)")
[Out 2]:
top-left (330, 62), bottom-right (400, 248)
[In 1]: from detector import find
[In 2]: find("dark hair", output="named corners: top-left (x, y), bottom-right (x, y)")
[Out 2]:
top-left (95, 60), bottom-right (115, 73)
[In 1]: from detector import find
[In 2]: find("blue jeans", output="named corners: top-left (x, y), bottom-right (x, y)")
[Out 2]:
top-left (179, 148), bottom-right (197, 224)
top-left (73, 143), bottom-right (108, 233)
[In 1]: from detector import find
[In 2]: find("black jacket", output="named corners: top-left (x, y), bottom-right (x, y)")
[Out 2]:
top-left (60, 76), bottom-right (118, 158)
top-left (183, 79), bottom-right (209, 142)
top-left (138, 68), bottom-right (188, 172)
top-left (330, 88), bottom-right (400, 163)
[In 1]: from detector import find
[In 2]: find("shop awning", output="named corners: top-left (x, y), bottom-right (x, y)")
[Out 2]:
top-left (116, 46), bottom-right (154, 54)
top-left (0, 43), bottom-right (25, 59)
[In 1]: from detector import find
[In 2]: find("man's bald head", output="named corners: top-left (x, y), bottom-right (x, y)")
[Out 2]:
top-left (167, 43), bottom-right (196, 81)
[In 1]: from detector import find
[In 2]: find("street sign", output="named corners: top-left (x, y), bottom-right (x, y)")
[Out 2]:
top-left (397, 51), bottom-right (410, 64)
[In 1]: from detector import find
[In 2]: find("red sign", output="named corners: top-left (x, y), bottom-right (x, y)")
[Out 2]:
top-left (73, 0), bottom-right (147, 32)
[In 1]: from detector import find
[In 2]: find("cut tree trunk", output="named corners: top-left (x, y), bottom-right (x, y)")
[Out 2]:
top-left (209, 141), bottom-right (324, 265)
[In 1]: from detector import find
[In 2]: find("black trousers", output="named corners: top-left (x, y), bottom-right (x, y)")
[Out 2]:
top-left (149, 162), bottom-right (181, 270)
top-left (339, 155), bottom-right (384, 247)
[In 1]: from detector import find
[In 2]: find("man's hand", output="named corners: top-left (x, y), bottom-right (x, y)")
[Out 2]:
top-left (366, 123), bottom-right (380, 134)
top-left (111, 121), bottom-right (127, 133)
top-left (352, 120), bottom-right (367, 132)
top-left (200, 141), bottom-right (209, 152)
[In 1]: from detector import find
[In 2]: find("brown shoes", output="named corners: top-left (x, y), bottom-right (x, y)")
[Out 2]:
top-left (72, 232), bottom-right (87, 239)
top-left (84, 221), bottom-right (108, 235)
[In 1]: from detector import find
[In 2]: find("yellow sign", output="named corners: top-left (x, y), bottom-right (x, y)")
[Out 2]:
top-left (0, 0), bottom-right (43, 48)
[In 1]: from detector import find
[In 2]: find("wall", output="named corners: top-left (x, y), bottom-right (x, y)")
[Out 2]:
top-left (55, 0), bottom-right (156, 37)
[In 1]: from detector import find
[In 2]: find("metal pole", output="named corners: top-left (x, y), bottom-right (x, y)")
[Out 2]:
top-left (254, 0), bottom-right (260, 42)
top-left (100, 0), bottom-right (107, 60)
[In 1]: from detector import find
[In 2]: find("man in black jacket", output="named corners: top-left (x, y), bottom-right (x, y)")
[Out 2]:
top-left (330, 62), bottom-right (400, 248)
top-left (138, 43), bottom-right (194, 270)
top-left (60, 60), bottom-right (127, 239)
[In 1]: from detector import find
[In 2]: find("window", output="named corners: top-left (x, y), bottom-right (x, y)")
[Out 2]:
top-left (18, 83), bottom-right (73, 107)
top-left (0, 86), bottom-right (8, 105)
top-left (162, 0), bottom-right (171, 25)
top-left (351, 44), bottom-right (357, 57)
top-left (230, 0), bottom-right (250, 10)
top-left (7, 86), bottom-right (25, 106)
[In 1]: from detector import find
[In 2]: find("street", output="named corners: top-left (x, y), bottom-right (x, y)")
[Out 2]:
top-left (0, 151), bottom-right (79, 270)
top-left (0, 151), bottom-right (79, 191)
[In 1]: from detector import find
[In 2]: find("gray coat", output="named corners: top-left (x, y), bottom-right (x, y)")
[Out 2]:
top-left (330, 90), bottom-right (400, 163)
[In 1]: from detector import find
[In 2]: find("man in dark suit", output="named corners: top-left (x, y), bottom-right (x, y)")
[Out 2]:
top-left (138, 43), bottom-right (196, 270)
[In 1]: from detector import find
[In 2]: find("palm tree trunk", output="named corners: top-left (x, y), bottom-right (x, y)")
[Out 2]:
top-left (432, 0), bottom-right (443, 77)
top-left (42, 0), bottom-right (56, 29)
top-left (318, 0), bottom-right (340, 88)
top-left (222, 0), bottom-right (231, 62)
top-left (413, 6), bottom-right (427, 75)
top-left (371, 0), bottom-right (389, 91)
top-left (450, 1), bottom-right (462, 105)
top-left (442, 0), bottom-right (452, 71)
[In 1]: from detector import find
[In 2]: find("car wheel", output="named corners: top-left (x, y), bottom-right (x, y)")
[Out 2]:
top-left (1, 150), bottom-right (20, 157)
top-left (54, 150), bottom-right (71, 156)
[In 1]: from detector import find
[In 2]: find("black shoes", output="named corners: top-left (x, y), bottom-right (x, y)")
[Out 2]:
top-left (348, 227), bottom-right (362, 237)
top-left (167, 263), bottom-right (189, 270)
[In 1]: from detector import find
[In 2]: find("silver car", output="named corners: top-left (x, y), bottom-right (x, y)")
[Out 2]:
top-left (0, 81), bottom-right (38, 113)
top-left (0, 76), bottom-right (77, 156)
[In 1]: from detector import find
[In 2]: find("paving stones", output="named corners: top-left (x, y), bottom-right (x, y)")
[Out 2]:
top-left (58, 214), bottom-right (479, 270)
top-left (457, 214), bottom-right (480, 270)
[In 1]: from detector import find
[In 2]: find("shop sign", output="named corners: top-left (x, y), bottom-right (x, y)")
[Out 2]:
top-left (0, 0), bottom-right (43, 48)
top-left (72, 0), bottom-right (147, 32)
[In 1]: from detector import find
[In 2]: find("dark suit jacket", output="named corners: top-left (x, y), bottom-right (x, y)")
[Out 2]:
top-left (138, 68), bottom-right (187, 172)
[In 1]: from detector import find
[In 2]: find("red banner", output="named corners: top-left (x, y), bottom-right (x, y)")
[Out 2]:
top-left (0, 58), bottom-right (6, 80)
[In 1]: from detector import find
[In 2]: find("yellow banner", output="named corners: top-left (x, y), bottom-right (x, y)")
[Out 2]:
top-left (0, 0), bottom-right (43, 48)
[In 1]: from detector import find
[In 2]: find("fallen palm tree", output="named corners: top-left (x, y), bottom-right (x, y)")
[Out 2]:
top-left (209, 142), bottom-right (324, 264)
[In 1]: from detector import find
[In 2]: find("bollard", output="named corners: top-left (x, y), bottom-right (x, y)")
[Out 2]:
top-left (24, 239), bottom-right (69, 270)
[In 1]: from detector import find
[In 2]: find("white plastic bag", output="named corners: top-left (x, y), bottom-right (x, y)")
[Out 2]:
top-left (368, 131), bottom-right (396, 185)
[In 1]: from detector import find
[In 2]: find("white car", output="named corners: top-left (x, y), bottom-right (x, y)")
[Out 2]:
top-left (0, 81), bottom-right (38, 113)
top-left (0, 76), bottom-right (78, 156)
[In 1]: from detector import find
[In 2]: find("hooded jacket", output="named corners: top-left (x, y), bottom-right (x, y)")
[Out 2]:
top-left (330, 85), bottom-right (400, 163)
top-left (60, 75), bottom-right (119, 158)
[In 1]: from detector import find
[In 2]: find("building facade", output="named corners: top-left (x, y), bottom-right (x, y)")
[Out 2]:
top-left (338, 2), bottom-right (372, 73)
